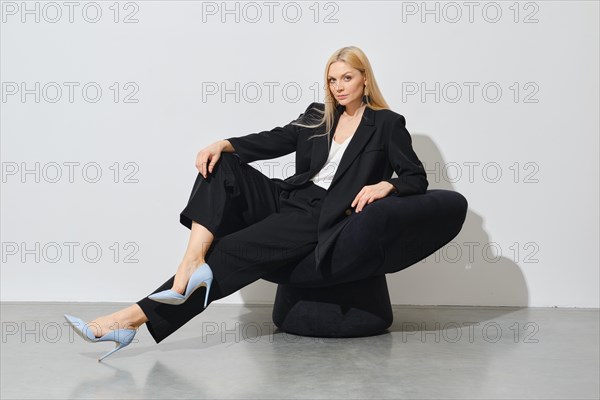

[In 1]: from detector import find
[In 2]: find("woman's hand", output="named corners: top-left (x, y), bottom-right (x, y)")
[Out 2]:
top-left (196, 140), bottom-right (226, 178)
top-left (351, 181), bottom-right (396, 213)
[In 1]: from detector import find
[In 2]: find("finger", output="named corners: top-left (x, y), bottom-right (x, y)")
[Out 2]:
top-left (357, 195), bottom-right (367, 212)
top-left (351, 188), bottom-right (365, 207)
top-left (195, 154), bottom-right (202, 172)
top-left (209, 154), bottom-right (220, 173)
top-left (359, 192), bottom-right (375, 211)
top-left (204, 156), bottom-right (211, 176)
top-left (204, 154), bottom-right (213, 177)
top-left (201, 158), bottom-right (208, 178)
top-left (205, 160), bottom-right (211, 177)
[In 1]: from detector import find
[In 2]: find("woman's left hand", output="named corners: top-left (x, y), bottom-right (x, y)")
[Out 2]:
top-left (351, 181), bottom-right (396, 213)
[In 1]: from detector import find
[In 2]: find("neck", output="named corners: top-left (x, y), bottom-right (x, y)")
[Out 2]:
top-left (342, 99), bottom-right (365, 117)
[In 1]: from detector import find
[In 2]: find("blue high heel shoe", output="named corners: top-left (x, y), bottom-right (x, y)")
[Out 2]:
top-left (148, 262), bottom-right (213, 307)
top-left (63, 314), bottom-right (137, 362)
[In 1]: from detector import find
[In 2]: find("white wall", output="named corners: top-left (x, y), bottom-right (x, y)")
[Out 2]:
top-left (1, 1), bottom-right (598, 307)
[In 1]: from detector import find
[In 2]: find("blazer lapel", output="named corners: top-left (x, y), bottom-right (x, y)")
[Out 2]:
top-left (308, 104), bottom-right (377, 188)
top-left (313, 105), bottom-right (375, 188)
top-left (330, 107), bottom-right (376, 188)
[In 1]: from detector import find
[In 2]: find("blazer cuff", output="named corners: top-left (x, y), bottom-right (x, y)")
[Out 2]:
top-left (224, 137), bottom-right (247, 164)
top-left (385, 177), bottom-right (427, 197)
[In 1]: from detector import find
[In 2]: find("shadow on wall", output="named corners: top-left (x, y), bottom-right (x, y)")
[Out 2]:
top-left (237, 133), bottom-right (529, 307)
top-left (387, 134), bottom-right (529, 307)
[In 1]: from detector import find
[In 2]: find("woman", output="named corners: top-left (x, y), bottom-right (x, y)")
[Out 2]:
top-left (64, 45), bottom-right (428, 361)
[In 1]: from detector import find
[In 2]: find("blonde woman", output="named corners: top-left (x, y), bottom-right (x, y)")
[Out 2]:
top-left (64, 45), bottom-right (428, 361)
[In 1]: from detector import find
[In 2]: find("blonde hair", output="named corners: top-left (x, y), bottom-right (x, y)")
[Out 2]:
top-left (293, 46), bottom-right (390, 141)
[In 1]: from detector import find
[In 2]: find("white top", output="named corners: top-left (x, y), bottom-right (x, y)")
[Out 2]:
top-left (310, 134), bottom-right (354, 191)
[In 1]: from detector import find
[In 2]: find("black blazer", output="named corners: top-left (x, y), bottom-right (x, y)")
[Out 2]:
top-left (226, 102), bottom-right (428, 270)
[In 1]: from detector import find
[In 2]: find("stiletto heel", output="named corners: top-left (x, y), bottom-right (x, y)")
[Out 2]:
top-left (148, 262), bottom-right (213, 307)
top-left (63, 314), bottom-right (137, 362)
top-left (98, 341), bottom-right (130, 362)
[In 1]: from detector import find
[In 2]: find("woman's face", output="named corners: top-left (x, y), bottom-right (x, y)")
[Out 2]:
top-left (327, 61), bottom-right (366, 107)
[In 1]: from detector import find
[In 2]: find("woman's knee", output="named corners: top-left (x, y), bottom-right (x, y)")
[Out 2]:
top-left (217, 152), bottom-right (241, 168)
top-left (208, 153), bottom-right (240, 176)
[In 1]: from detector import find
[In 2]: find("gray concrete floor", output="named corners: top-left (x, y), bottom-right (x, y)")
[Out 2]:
top-left (1, 302), bottom-right (598, 399)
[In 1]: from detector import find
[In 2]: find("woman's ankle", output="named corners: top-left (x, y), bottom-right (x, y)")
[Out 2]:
top-left (123, 304), bottom-right (148, 328)
top-left (171, 259), bottom-right (207, 293)
top-left (131, 304), bottom-right (149, 326)
top-left (93, 305), bottom-right (147, 331)
top-left (181, 257), bottom-right (206, 269)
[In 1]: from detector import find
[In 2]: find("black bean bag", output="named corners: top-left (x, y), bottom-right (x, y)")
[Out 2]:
top-left (262, 189), bottom-right (468, 337)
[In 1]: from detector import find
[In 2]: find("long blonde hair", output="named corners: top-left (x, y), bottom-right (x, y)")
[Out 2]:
top-left (293, 46), bottom-right (390, 140)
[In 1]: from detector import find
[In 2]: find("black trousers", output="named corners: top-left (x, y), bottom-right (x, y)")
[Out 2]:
top-left (136, 153), bottom-right (328, 343)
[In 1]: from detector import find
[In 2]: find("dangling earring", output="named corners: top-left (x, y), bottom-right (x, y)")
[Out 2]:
top-left (362, 85), bottom-right (369, 105)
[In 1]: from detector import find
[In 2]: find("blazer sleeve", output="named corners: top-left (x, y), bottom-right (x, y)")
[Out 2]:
top-left (384, 114), bottom-right (429, 196)
top-left (224, 102), bottom-right (316, 164)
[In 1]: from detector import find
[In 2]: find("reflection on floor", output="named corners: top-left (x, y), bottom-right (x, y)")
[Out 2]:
top-left (1, 302), bottom-right (598, 399)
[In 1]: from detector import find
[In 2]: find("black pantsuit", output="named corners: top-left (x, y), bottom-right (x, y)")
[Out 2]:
top-left (136, 152), bottom-right (328, 344)
top-left (136, 100), bottom-right (432, 344)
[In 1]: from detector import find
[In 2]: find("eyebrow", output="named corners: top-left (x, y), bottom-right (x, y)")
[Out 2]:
top-left (327, 71), bottom-right (353, 79)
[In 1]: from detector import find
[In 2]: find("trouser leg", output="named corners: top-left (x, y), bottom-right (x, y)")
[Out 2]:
top-left (137, 213), bottom-right (319, 345)
top-left (136, 153), bottom-right (327, 344)
top-left (138, 190), bottom-right (325, 344)
top-left (137, 153), bottom-right (281, 343)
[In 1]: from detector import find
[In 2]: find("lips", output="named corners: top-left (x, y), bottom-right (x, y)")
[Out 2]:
top-left (338, 95), bottom-right (348, 99)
